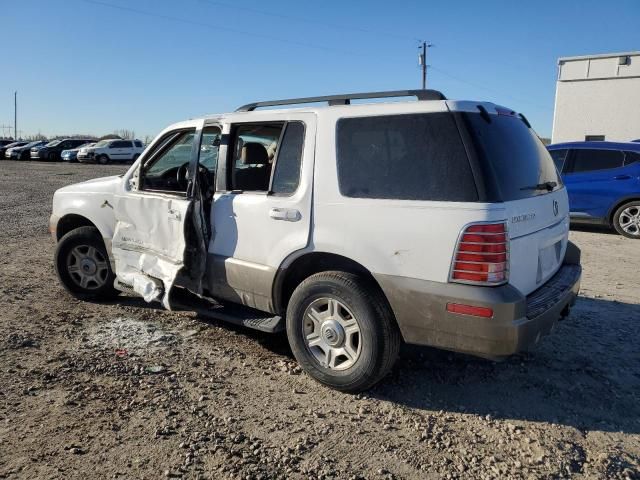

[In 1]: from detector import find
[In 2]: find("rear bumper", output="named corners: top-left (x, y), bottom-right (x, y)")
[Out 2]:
top-left (375, 242), bottom-right (582, 358)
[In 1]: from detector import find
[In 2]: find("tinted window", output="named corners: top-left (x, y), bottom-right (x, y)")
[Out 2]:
top-left (461, 113), bottom-right (561, 200)
top-left (571, 149), bottom-right (624, 173)
top-left (624, 151), bottom-right (640, 166)
top-left (585, 135), bottom-right (605, 141)
top-left (336, 113), bottom-right (477, 201)
top-left (134, 140), bottom-right (143, 148)
top-left (271, 122), bottom-right (304, 195)
top-left (549, 149), bottom-right (568, 172)
top-left (112, 140), bottom-right (132, 148)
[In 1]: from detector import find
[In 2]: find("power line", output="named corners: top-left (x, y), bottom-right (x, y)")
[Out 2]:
top-left (80, 0), bottom-right (365, 55)
top-left (199, 0), bottom-right (421, 42)
top-left (429, 65), bottom-right (550, 113)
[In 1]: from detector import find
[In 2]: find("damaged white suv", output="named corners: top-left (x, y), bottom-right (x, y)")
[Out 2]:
top-left (50, 90), bottom-right (582, 392)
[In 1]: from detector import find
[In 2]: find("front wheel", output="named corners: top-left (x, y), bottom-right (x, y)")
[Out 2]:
top-left (613, 201), bottom-right (640, 239)
top-left (55, 226), bottom-right (119, 300)
top-left (97, 155), bottom-right (109, 165)
top-left (286, 271), bottom-right (401, 392)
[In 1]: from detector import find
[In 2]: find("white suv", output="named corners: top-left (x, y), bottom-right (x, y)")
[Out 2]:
top-left (77, 139), bottom-right (145, 164)
top-left (49, 90), bottom-right (581, 391)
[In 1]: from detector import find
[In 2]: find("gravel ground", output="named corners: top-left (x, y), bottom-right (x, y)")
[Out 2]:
top-left (0, 160), bottom-right (638, 480)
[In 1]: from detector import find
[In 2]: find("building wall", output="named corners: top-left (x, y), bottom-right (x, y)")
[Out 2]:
top-left (552, 53), bottom-right (640, 143)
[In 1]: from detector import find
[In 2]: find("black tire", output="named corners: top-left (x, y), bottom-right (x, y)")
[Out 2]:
top-left (612, 200), bottom-right (640, 239)
top-left (21, 151), bottom-right (29, 161)
top-left (286, 271), bottom-right (401, 392)
top-left (97, 154), bottom-right (109, 165)
top-left (132, 153), bottom-right (140, 162)
top-left (54, 226), bottom-right (119, 300)
top-left (48, 151), bottom-right (58, 161)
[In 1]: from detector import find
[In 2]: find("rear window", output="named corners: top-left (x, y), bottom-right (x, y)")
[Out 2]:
top-left (336, 113), bottom-right (478, 201)
top-left (461, 112), bottom-right (561, 201)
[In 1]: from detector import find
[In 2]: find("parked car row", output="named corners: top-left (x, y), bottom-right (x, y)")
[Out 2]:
top-left (1, 138), bottom-right (145, 164)
top-left (548, 140), bottom-right (640, 239)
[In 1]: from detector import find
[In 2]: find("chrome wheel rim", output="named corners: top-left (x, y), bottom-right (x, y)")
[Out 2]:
top-left (303, 297), bottom-right (361, 371)
top-left (66, 245), bottom-right (109, 289)
top-left (619, 206), bottom-right (640, 236)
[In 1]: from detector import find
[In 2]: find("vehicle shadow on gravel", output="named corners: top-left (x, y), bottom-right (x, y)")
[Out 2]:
top-left (371, 296), bottom-right (640, 435)
top-left (102, 294), bottom-right (639, 435)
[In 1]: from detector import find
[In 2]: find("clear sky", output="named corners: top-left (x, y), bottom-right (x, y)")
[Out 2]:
top-left (1, 0), bottom-right (639, 140)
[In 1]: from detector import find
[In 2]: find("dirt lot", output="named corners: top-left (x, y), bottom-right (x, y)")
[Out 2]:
top-left (0, 160), bottom-right (638, 480)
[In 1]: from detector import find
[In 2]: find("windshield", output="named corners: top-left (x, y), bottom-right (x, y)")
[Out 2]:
top-left (460, 112), bottom-right (562, 201)
top-left (25, 141), bottom-right (42, 148)
top-left (78, 142), bottom-right (95, 149)
top-left (46, 140), bottom-right (61, 147)
top-left (93, 140), bottom-right (110, 147)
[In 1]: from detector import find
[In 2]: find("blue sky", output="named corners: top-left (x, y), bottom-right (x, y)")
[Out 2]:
top-left (1, 0), bottom-right (639, 140)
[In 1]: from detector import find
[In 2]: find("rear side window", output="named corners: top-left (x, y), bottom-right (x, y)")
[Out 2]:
top-left (134, 140), bottom-right (143, 148)
top-left (461, 112), bottom-right (561, 201)
top-left (549, 149), bottom-right (568, 172)
top-left (624, 151), bottom-right (640, 166)
top-left (336, 113), bottom-right (478, 201)
top-left (571, 149), bottom-right (624, 173)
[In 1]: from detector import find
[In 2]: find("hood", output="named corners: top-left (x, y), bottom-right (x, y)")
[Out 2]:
top-left (55, 175), bottom-right (122, 195)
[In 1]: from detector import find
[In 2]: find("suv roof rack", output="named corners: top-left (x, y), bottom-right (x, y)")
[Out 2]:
top-left (235, 89), bottom-right (446, 112)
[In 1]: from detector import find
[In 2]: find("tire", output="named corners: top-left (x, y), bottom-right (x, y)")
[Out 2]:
top-left (286, 271), bottom-right (401, 392)
top-left (97, 154), bottom-right (109, 165)
top-left (48, 151), bottom-right (58, 161)
top-left (132, 153), bottom-right (140, 162)
top-left (54, 226), bottom-right (119, 300)
top-left (612, 200), bottom-right (640, 239)
top-left (21, 151), bottom-right (29, 161)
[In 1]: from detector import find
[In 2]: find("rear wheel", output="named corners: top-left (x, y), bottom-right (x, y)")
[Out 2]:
top-left (48, 151), bottom-right (58, 161)
top-left (613, 201), bottom-right (640, 239)
top-left (97, 154), bottom-right (109, 165)
top-left (55, 226), bottom-right (119, 300)
top-left (286, 271), bottom-right (401, 392)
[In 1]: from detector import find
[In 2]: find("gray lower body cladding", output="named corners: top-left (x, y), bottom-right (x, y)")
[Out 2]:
top-left (374, 242), bottom-right (582, 358)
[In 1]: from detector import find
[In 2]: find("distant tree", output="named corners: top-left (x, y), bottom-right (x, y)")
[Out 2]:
top-left (114, 129), bottom-right (135, 140)
top-left (99, 134), bottom-right (122, 140)
top-left (143, 134), bottom-right (154, 146)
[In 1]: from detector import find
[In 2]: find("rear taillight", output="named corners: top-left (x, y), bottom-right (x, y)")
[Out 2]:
top-left (450, 222), bottom-right (509, 286)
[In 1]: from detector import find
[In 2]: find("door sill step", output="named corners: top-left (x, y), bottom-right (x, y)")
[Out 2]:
top-left (170, 288), bottom-right (284, 334)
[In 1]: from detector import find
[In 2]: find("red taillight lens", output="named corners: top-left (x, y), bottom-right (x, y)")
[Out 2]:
top-left (446, 303), bottom-right (494, 318)
top-left (450, 222), bottom-right (508, 286)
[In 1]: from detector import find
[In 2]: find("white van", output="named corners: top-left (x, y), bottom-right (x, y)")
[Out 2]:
top-left (77, 139), bottom-right (145, 164)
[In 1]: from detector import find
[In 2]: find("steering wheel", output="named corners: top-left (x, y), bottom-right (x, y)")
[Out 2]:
top-left (176, 162), bottom-right (190, 191)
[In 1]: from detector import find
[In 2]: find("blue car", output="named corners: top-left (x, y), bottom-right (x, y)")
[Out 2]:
top-left (548, 141), bottom-right (640, 239)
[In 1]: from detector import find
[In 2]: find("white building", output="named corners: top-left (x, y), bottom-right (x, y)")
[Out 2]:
top-left (551, 51), bottom-right (640, 143)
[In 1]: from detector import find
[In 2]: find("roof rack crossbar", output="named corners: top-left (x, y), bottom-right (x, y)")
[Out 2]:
top-left (235, 89), bottom-right (446, 112)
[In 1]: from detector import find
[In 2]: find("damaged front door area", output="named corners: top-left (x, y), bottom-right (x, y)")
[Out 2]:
top-left (111, 121), bottom-right (214, 308)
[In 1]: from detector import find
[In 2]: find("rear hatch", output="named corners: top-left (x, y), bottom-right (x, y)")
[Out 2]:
top-left (453, 103), bottom-right (569, 296)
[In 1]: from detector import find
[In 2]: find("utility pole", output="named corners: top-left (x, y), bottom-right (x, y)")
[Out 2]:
top-left (418, 42), bottom-right (433, 89)
top-left (14, 91), bottom-right (17, 140)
